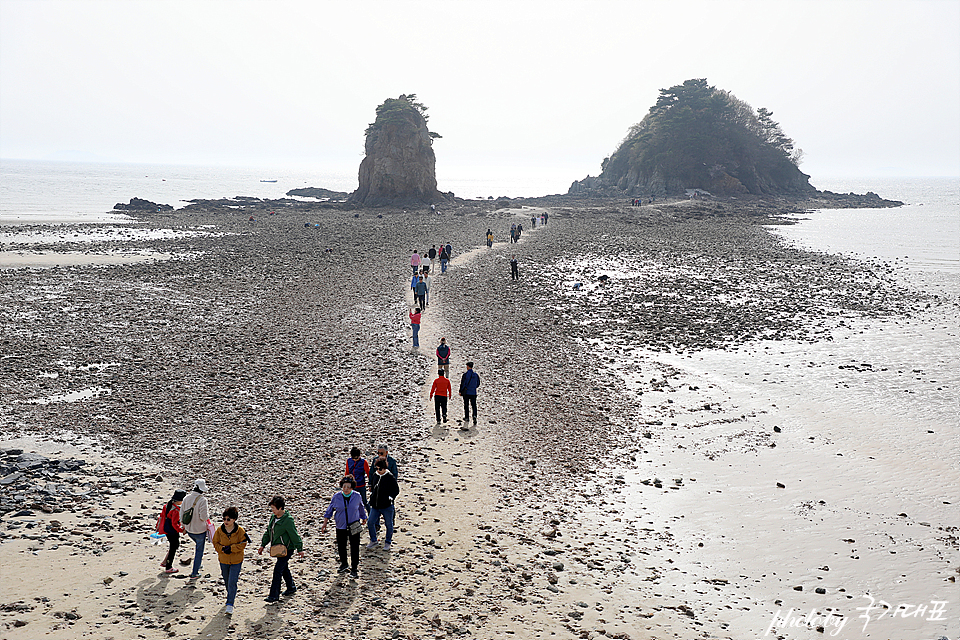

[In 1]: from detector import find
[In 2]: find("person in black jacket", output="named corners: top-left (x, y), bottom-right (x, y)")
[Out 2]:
top-left (365, 459), bottom-right (400, 551)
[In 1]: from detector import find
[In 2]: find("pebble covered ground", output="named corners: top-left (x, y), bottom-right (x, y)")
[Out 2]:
top-left (0, 194), bottom-right (950, 639)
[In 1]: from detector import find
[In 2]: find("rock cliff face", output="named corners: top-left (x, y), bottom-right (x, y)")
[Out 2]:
top-left (350, 95), bottom-right (444, 207)
top-left (570, 79), bottom-right (816, 197)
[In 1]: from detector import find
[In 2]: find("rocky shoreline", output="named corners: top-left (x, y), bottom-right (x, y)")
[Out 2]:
top-left (1, 194), bottom-right (952, 639)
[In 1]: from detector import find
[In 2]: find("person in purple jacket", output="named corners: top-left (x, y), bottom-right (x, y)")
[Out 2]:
top-left (320, 477), bottom-right (368, 579)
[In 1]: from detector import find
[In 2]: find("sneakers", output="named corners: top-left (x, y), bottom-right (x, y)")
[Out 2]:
top-left (349, 569), bottom-right (358, 579)
top-left (188, 574), bottom-right (200, 579)
top-left (366, 540), bottom-right (379, 549)
top-left (164, 568), bottom-right (179, 574)
top-left (337, 563), bottom-right (349, 574)
top-left (383, 543), bottom-right (392, 551)
top-left (283, 587), bottom-right (297, 597)
top-left (225, 605), bottom-right (234, 615)
top-left (264, 597), bottom-right (279, 604)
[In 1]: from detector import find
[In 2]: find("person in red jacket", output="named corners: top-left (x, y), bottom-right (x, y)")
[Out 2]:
top-left (429, 369), bottom-right (452, 424)
top-left (159, 489), bottom-right (187, 573)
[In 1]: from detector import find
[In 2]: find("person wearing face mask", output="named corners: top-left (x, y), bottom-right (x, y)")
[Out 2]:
top-left (365, 459), bottom-right (400, 551)
top-left (212, 506), bottom-right (249, 615)
top-left (320, 477), bottom-right (368, 579)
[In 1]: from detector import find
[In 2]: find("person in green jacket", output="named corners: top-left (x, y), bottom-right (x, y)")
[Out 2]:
top-left (257, 496), bottom-right (304, 603)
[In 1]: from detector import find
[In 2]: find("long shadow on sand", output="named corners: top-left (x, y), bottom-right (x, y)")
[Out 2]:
top-left (135, 573), bottom-right (207, 625)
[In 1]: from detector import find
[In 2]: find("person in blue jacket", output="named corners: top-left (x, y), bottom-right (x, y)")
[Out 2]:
top-left (458, 361), bottom-right (480, 423)
top-left (320, 477), bottom-right (368, 579)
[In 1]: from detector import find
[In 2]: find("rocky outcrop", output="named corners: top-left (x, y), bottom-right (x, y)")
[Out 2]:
top-left (569, 79), bottom-right (817, 198)
top-left (113, 198), bottom-right (172, 211)
top-left (285, 187), bottom-right (351, 201)
top-left (349, 95), bottom-right (445, 207)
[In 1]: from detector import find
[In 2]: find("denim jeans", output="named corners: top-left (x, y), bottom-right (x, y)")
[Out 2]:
top-left (440, 259), bottom-right (448, 273)
top-left (220, 562), bottom-right (242, 606)
top-left (187, 531), bottom-right (206, 576)
top-left (412, 323), bottom-right (420, 347)
top-left (368, 505), bottom-right (395, 545)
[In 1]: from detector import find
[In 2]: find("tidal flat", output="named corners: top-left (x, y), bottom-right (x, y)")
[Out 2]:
top-left (1, 195), bottom-right (955, 639)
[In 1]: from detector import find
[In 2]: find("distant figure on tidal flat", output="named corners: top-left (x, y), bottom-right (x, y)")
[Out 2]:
top-left (409, 307), bottom-right (421, 347)
top-left (428, 245), bottom-right (437, 261)
top-left (459, 361), bottom-right (481, 423)
top-left (414, 277), bottom-right (427, 310)
top-left (531, 215), bottom-right (536, 229)
top-left (510, 223), bottom-right (517, 243)
top-left (436, 337), bottom-right (451, 375)
top-left (421, 252), bottom-right (431, 275)
top-left (410, 251), bottom-right (421, 275)
top-left (510, 255), bottom-right (520, 281)
top-left (445, 242), bottom-right (453, 260)
top-left (430, 369), bottom-right (452, 424)
top-left (424, 273), bottom-right (432, 307)
top-left (486, 229), bottom-right (493, 248)
top-left (439, 244), bottom-right (449, 273)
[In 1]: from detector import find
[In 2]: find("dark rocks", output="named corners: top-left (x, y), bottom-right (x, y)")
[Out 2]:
top-left (113, 198), bottom-right (172, 211)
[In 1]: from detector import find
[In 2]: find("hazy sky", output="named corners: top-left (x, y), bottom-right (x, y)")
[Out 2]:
top-left (2, 0), bottom-right (958, 189)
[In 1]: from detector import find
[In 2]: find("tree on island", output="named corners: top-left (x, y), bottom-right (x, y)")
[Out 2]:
top-left (349, 94), bottom-right (445, 207)
top-left (571, 78), bottom-right (815, 196)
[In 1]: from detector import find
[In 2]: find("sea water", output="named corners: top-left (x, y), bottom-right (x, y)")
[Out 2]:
top-left (0, 159), bottom-right (567, 224)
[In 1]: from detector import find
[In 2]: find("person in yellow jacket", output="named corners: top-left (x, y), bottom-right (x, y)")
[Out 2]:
top-left (212, 506), bottom-right (249, 615)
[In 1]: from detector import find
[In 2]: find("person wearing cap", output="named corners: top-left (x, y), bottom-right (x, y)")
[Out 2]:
top-left (180, 479), bottom-right (210, 579)
top-left (159, 489), bottom-right (187, 573)
top-left (459, 362), bottom-right (481, 423)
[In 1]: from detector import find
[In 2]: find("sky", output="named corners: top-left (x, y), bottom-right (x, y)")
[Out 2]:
top-left (1, 0), bottom-right (958, 192)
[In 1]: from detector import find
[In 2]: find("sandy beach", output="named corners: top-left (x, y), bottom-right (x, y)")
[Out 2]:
top-left (0, 195), bottom-right (956, 640)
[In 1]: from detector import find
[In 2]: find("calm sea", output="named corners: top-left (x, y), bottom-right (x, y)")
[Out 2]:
top-left (0, 159), bottom-right (566, 223)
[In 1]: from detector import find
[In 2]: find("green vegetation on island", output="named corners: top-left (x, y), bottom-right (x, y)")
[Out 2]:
top-left (572, 78), bottom-right (815, 196)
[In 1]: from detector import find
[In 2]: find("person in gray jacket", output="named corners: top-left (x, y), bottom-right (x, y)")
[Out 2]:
top-left (180, 479), bottom-right (210, 579)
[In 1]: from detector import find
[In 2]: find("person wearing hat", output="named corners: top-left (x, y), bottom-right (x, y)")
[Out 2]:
top-left (180, 479), bottom-right (210, 579)
top-left (159, 489), bottom-right (187, 573)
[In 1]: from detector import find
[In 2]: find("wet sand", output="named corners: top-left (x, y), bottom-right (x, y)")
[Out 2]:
top-left (0, 196), bottom-right (956, 639)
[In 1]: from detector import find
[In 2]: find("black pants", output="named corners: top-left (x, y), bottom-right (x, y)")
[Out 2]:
top-left (336, 528), bottom-right (361, 571)
top-left (162, 530), bottom-right (180, 569)
top-left (268, 552), bottom-right (294, 599)
top-left (434, 395), bottom-right (448, 422)
top-left (463, 394), bottom-right (477, 421)
top-left (511, 264), bottom-right (519, 280)
top-left (416, 293), bottom-right (425, 308)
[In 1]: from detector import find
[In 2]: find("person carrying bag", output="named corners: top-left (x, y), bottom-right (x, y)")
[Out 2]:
top-left (320, 477), bottom-right (368, 579)
top-left (257, 496), bottom-right (304, 603)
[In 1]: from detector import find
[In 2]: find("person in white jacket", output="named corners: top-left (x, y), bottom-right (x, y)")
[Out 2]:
top-left (180, 479), bottom-right (210, 579)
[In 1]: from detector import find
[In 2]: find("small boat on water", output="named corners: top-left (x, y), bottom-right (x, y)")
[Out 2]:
top-left (260, 179), bottom-right (278, 183)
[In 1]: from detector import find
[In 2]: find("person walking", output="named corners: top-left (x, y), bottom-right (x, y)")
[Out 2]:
top-left (531, 215), bottom-right (536, 229)
top-left (159, 489), bottom-right (187, 574)
top-left (510, 255), bottom-right (520, 280)
top-left (510, 223), bottom-right (517, 243)
top-left (414, 277), bottom-right (427, 310)
top-left (421, 253), bottom-right (432, 275)
top-left (410, 250), bottom-right (421, 275)
top-left (436, 337), bottom-right (451, 375)
top-left (345, 447), bottom-right (370, 510)
top-left (180, 479), bottom-right (210, 579)
top-left (257, 496), bottom-right (304, 603)
top-left (409, 306), bottom-right (421, 347)
top-left (212, 506), bottom-right (249, 615)
top-left (430, 369), bottom-right (452, 424)
top-left (366, 459), bottom-right (400, 551)
top-left (439, 244), bottom-right (449, 274)
top-left (459, 362), bottom-right (480, 423)
top-left (321, 478), bottom-right (368, 579)
top-left (369, 444), bottom-right (399, 484)
top-left (424, 273), bottom-right (432, 307)
top-left (486, 229), bottom-right (493, 248)
top-left (445, 242), bottom-right (453, 260)
top-left (428, 245), bottom-right (437, 261)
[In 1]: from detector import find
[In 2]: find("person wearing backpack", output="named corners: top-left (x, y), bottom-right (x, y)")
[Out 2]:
top-left (257, 496), bottom-right (304, 603)
top-left (179, 479), bottom-right (210, 579)
top-left (345, 447), bottom-right (370, 509)
top-left (158, 489), bottom-right (186, 574)
top-left (365, 459), bottom-right (400, 551)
